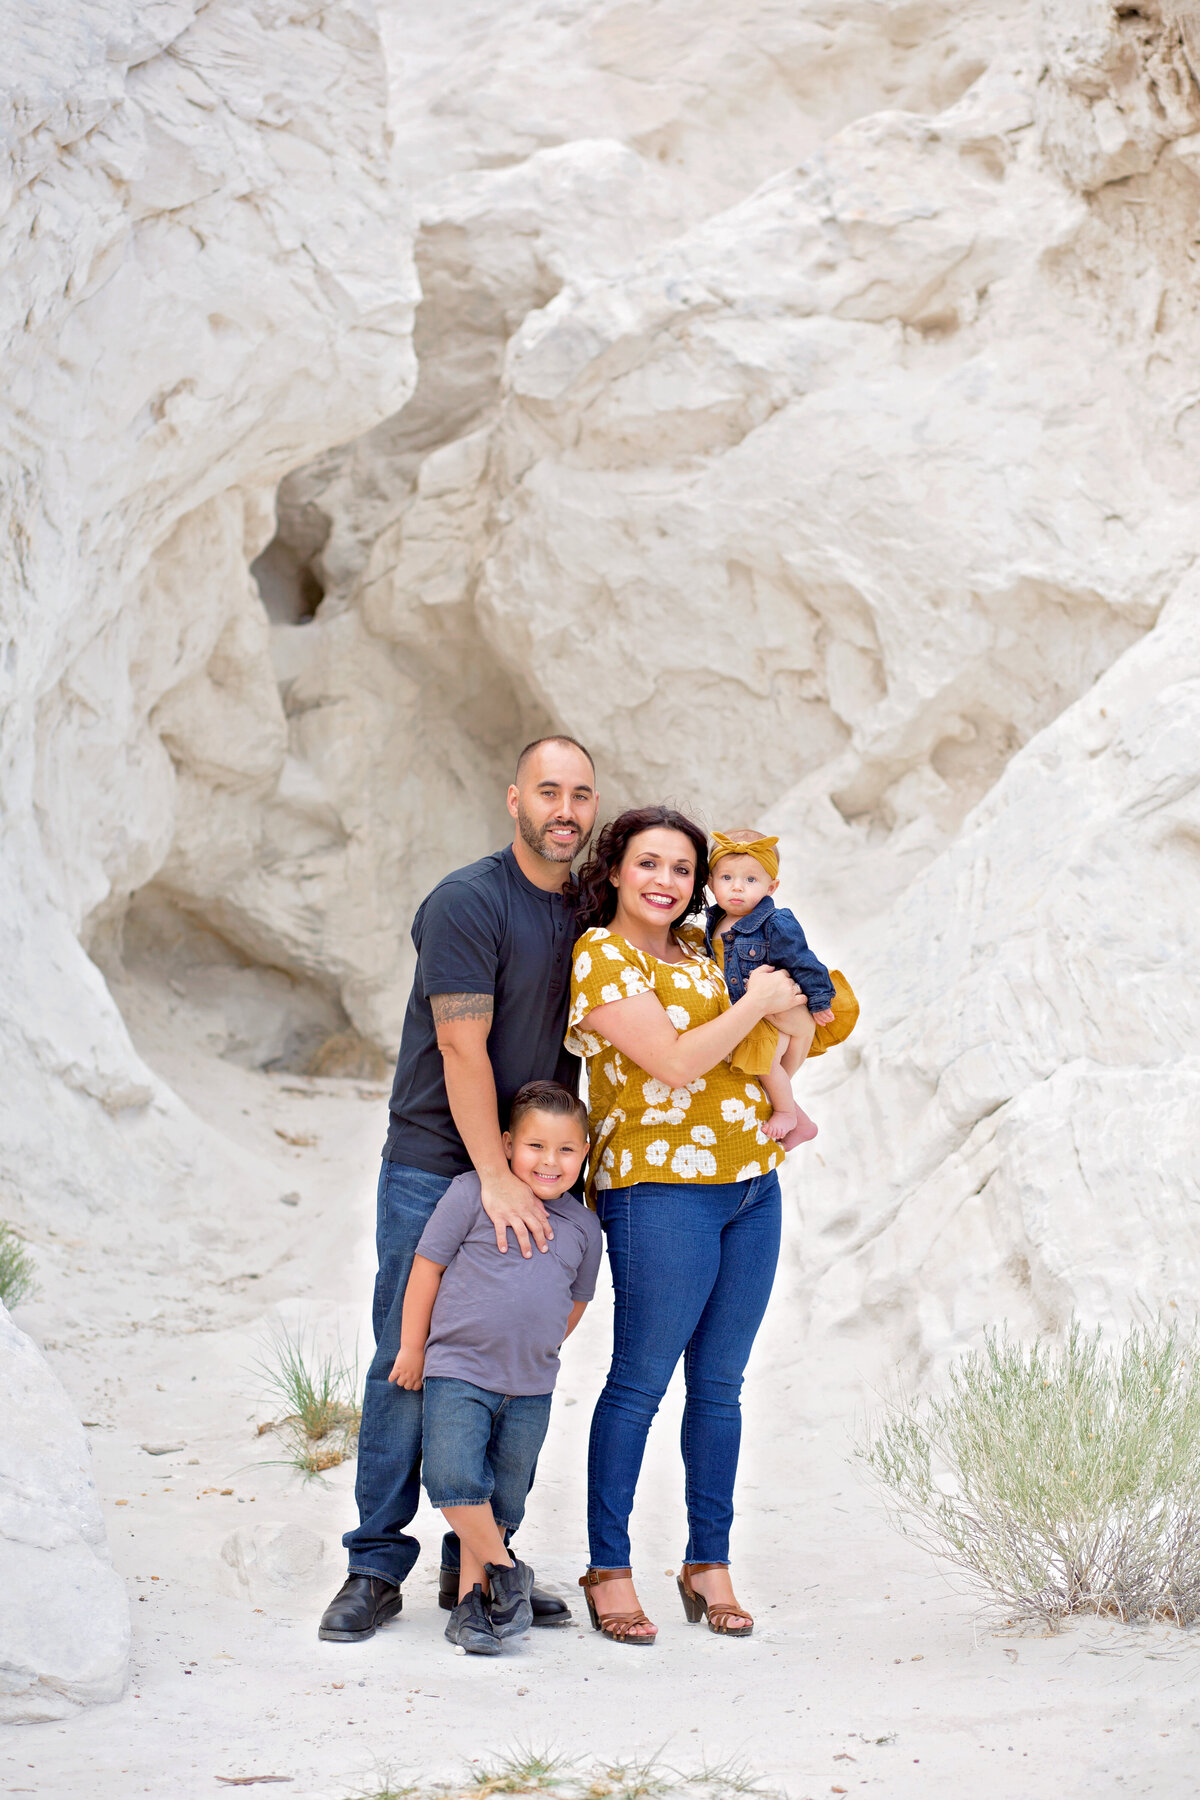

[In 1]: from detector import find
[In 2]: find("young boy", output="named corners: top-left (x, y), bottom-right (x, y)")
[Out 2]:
top-left (388, 1080), bottom-right (601, 1656)
top-left (705, 830), bottom-right (842, 1148)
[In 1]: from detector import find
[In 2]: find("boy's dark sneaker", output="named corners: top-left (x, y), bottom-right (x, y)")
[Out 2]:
top-left (318, 1575), bottom-right (402, 1642)
top-left (438, 1562), bottom-right (571, 1625)
top-left (484, 1558), bottom-right (535, 1638)
top-left (445, 1583), bottom-right (502, 1655)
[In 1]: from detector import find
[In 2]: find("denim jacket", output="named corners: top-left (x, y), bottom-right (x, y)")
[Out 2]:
top-left (704, 895), bottom-right (835, 1013)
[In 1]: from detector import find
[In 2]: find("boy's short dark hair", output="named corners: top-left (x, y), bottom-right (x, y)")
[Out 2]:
top-left (508, 1080), bottom-right (589, 1139)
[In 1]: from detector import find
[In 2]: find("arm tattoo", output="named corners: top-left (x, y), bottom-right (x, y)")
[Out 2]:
top-left (431, 992), bottom-right (494, 1025)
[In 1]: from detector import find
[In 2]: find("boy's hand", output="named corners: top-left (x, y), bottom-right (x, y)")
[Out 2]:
top-left (811, 1008), bottom-right (835, 1026)
top-left (479, 1166), bottom-right (553, 1258)
top-left (388, 1347), bottom-right (425, 1390)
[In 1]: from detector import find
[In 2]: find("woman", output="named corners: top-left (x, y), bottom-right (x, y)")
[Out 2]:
top-left (566, 806), bottom-right (802, 1645)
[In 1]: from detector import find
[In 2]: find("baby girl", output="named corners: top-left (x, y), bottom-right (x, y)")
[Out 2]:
top-left (704, 830), bottom-right (839, 1148)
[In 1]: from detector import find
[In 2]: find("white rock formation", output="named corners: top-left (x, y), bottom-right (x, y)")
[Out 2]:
top-left (274, 0), bottom-right (1199, 1365)
top-left (218, 1521), bottom-right (327, 1608)
top-left (1, 0), bottom-right (415, 1714)
top-left (792, 572), bottom-right (1200, 1371)
top-left (0, 1305), bottom-right (129, 1721)
top-left (5, 0), bottom-right (1200, 1712)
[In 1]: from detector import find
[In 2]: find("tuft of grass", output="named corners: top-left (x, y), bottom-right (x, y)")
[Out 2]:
top-left (344, 1748), bottom-right (784, 1800)
top-left (469, 1750), bottom-right (572, 1797)
top-left (859, 1318), bottom-right (1200, 1627)
top-left (251, 1322), bottom-right (360, 1477)
top-left (0, 1223), bottom-right (38, 1310)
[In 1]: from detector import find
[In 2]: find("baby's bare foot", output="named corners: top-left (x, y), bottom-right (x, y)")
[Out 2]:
top-left (781, 1109), bottom-right (819, 1150)
top-left (764, 1108), bottom-right (798, 1142)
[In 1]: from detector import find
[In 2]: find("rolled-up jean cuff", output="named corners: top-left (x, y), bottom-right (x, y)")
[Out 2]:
top-left (346, 1563), bottom-right (399, 1584)
top-left (424, 1490), bottom-right (493, 1510)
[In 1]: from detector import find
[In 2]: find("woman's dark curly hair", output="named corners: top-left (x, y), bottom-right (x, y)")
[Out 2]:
top-left (575, 807), bottom-right (710, 934)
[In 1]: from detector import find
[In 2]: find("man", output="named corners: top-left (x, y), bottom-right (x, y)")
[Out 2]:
top-left (318, 735), bottom-right (600, 1641)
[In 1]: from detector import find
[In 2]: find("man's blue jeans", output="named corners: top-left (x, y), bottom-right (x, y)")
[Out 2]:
top-left (586, 1171), bottom-right (781, 1570)
top-left (343, 1160), bottom-right (453, 1586)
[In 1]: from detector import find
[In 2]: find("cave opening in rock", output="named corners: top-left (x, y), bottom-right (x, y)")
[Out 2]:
top-left (250, 494), bottom-right (333, 625)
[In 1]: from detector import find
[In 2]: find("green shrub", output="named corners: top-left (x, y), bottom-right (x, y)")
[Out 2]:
top-left (251, 1323), bottom-right (360, 1477)
top-left (345, 1749), bottom-right (780, 1800)
top-left (860, 1319), bottom-right (1200, 1627)
top-left (0, 1224), bottom-right (37, 1310)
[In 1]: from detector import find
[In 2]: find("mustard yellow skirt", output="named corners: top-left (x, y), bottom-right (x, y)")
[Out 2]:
top-left (725, 967), bottom-right (860, 1078)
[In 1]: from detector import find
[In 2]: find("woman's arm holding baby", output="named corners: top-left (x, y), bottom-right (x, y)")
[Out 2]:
top-left (582, 963), bottom-right (800, 1087)
top-left (388, 1254), bottom-right (446, 1390)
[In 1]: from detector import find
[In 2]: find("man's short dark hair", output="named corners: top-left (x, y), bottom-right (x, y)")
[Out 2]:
top-left (514, 735), bottom-right (596, 783)
top-left (508, 1080), bottom-right (589, 1138)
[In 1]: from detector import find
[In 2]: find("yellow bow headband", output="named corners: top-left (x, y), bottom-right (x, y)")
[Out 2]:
top-left (709, 832), bottom-right (780, 881)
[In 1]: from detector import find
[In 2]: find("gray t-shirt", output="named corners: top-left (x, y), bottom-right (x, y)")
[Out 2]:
top-left (416, 1171), bottom-right (603, 1396)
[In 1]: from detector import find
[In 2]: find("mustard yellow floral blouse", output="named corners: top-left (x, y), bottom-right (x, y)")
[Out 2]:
top-left (565, 923), bottom-right (783, 1201)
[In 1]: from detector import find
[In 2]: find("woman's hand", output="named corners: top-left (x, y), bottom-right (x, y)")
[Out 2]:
top-left (744, 963), bottom-right (802, 1018)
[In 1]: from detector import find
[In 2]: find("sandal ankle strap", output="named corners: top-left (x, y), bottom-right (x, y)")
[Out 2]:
top-left (580, 1566), bottom-right (633, 1587)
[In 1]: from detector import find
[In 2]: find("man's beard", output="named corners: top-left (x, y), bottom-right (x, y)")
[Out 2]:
top-left (517, 804), bottom-right (592, 865)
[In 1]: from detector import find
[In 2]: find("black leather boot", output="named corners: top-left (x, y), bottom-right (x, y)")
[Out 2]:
top-left (438, 1562), bottom-right (572, 1626)
top-left (317, 1574), bottom-right (402, 1642)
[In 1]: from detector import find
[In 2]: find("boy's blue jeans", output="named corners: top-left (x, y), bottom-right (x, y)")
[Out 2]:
top-left (344, 1160), bottom-right (457, 1587)
top-left (421, 1377), bottom-right (552, 1529)
top-left (586, 1171), bottom-right (781, 1570)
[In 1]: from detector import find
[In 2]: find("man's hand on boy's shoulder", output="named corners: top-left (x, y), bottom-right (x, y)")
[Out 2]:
top-left (478, 1165), bottom-right (554, 1259)
top-left (388, 1346), bottom-right (425, 1390)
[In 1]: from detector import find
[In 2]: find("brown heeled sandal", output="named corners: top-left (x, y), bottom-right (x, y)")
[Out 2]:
top-left (677, 1562), bottom-right (754, 1637)
top-left (578, 1567), bottom-right (657, 1646)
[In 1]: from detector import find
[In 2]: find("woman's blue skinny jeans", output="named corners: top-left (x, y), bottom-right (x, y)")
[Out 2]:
top-left (587, 1170), bottom-right (781, 1570)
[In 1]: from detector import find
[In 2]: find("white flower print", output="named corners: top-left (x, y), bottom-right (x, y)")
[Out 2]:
top-left (603, 1061), bottom-right (618, 1088)
top-left (666, 1005), bottom-right (690, 1030)
top-left (601, 1146), bottom-right (615, 1169)
top-left (619, 1148), bottom-right (633, 1178)
top-left (690, 1125), bottom-right (716, 1146)
top-left (670, 1143), bottom-right (717, 1179)
top-left (592, 928), bottom-right (611, 939)
top-left (721, 1095), bottom-right (751, 1124)
top-left (574, 949), bottom-right (592, 979)
top-left (744, 1084), bottom-right (761, 1100)
top-left (642, 1106), bottom-right (685, 1126)
top-left (602, 943), bottom-right (625, 961)
top-left (595, 1167), bottom-right (612, 1190)
top-left (644, 1139), bottom-right (670, 1166)
top-left (735, 1161), bottom-right (762, 1181)
top-left (669, 1086), bottom-right (695, 1111)
top-left (691, 976), bottom-right (716, 997)
top-left (600, 984), bottom-right (621, 1004)
top-left (642, 1078), bottom-right (671, 1106)
top-left (621, 965), bottom-right (646, 994)
top-left (686, 1076), bottom-right (707, 1094)
top-left (671, 971), bottom-right (692, 989)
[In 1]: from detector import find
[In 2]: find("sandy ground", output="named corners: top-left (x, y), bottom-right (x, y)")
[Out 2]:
top-left (3, 1034), bottom-right (1199, 1800)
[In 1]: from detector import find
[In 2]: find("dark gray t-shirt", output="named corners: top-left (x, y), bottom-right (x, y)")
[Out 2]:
top-left (384, 848), bottom-right (580, 1176)
top-left (416, 1171), bottom-right (603, 1396)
